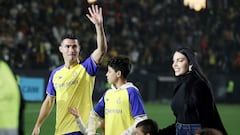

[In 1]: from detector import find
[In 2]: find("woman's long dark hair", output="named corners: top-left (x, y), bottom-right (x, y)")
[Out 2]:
top-left (176, 48), bottom-right (215, 126)
top-left (176, 47), bottom-right (213, 93)
top-left (175, 48), bottom-right (228, 135)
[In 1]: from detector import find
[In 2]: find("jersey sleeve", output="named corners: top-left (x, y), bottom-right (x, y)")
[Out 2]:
top-left (93, 93), bottom-right (106, 118)
top-left (46, 70), bottom-right (56, 96)
top-left (81, 56), bottom-right (99, 76)
top-left (46, 65), bottom-right (63, 96)
top-left (127, 87), bottom-right (146, 117)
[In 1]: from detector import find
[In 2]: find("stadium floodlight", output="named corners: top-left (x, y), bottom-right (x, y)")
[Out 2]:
top-left (184, 0), bottom-right (206, 12)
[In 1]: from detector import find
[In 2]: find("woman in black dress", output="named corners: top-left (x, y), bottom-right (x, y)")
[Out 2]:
top-left (158, 48), bottom-right (228, 135)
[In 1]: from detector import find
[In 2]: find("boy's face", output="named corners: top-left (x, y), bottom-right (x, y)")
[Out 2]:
top-left (106, 66), bottom-right (118, 84)
top-left (135, 127), bottom-right (149, 135)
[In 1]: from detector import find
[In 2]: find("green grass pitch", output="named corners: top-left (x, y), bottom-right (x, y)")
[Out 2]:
top-left (24, 102), bottom-right (240, 135)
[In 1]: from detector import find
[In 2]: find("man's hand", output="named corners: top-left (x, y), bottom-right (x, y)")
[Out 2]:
top-left (86, 5), bottom-right (103, 25)
top-left (32, 126), bottom-right (40, 135)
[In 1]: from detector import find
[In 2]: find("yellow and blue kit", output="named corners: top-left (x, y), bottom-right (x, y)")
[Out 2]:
top-left (46, 57), bottom-right (98, 135)
top-left (94, 82), bottom-right (146, 135)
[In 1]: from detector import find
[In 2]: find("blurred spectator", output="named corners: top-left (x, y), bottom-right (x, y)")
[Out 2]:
top-left (0, 0), bottom-right (239, 73)
top-left (0, 59), bottom-right (25, 135)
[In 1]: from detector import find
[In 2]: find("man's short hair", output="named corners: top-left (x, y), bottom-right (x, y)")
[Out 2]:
top-left (61, 34), bottom-right (78, 40)
top-left (60, 34), bottom-right (80, 45)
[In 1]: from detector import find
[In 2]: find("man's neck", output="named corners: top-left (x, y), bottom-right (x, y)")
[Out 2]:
top-left (65, 60), bottom-right (79, 69)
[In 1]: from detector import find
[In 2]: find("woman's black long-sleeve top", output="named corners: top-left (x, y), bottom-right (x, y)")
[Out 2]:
top-left (158, 72), bottom-right (228, 135)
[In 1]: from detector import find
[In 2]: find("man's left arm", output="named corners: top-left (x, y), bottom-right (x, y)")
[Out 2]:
top-left (86, 4), bottom-right (107, 65)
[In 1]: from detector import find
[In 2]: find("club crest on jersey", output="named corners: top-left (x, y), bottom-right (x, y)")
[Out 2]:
top-left (105, 98), bottom-right (109, 102)
top-left (116, 97), bottom-right (121, 104)
top-left (58, 76), bottom-right (62, 79)
top-left (73, 71), bottom-right (78, 77)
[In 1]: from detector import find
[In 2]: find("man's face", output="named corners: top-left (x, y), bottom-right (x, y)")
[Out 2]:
top-left (59, 39), bottom-right (80, 63)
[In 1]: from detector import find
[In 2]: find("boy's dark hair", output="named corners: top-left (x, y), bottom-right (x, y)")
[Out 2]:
top-left (107, 55), bottom-right (131, 79)
top-left (136, 119), bottom-right (159, 135)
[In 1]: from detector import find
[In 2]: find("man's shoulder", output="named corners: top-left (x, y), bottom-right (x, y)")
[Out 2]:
top-left (50, 65), bottom-right (65, 76)
top-left (52, 65), bottom-right (64, 71)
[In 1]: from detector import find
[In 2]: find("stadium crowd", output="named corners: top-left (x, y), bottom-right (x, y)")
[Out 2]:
top-left (0, 0), bottom-right (240, 73)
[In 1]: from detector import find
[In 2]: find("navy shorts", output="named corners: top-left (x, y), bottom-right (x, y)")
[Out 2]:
top-left (176, 122), bottom-right (201, 135)
top-left (64, 131), bottom-right (83, 135)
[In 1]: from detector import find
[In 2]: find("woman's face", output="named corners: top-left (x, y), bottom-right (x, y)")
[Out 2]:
top-left (172, 51), bottom-right (190, 76)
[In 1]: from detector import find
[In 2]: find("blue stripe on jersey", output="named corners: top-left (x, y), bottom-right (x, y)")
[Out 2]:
top-left (46, 56), bottom-right (98, 96)
top-left (127, 87), bottom-right (146, 117)
top-left (81, 57), bottom-right (98, 76)
top-left (94, 92), bottom-right (106, 118)
top-left (46, 65), bottom-right (64, 96)
top-left (94, 87), bottom-right (146, 118)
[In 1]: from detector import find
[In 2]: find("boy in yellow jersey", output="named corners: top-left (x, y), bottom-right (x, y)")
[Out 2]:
top-left (87, 56), bottom-right (147, 135)
top-left (31, 4), bottom-right (107, 135)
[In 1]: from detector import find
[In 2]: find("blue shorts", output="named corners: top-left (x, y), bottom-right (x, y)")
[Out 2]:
top-left (176, 122), bottom-right (201, 135)
top-left (64, 131), bottom-right (83, 135)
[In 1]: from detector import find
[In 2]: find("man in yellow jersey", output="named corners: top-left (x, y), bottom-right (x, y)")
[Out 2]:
top-left (32, 4), bottom-right (107, 135)
top-left (0, 60), bottom-right (24, 135)
top-left (87, 56), bottom-right (147, 135)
